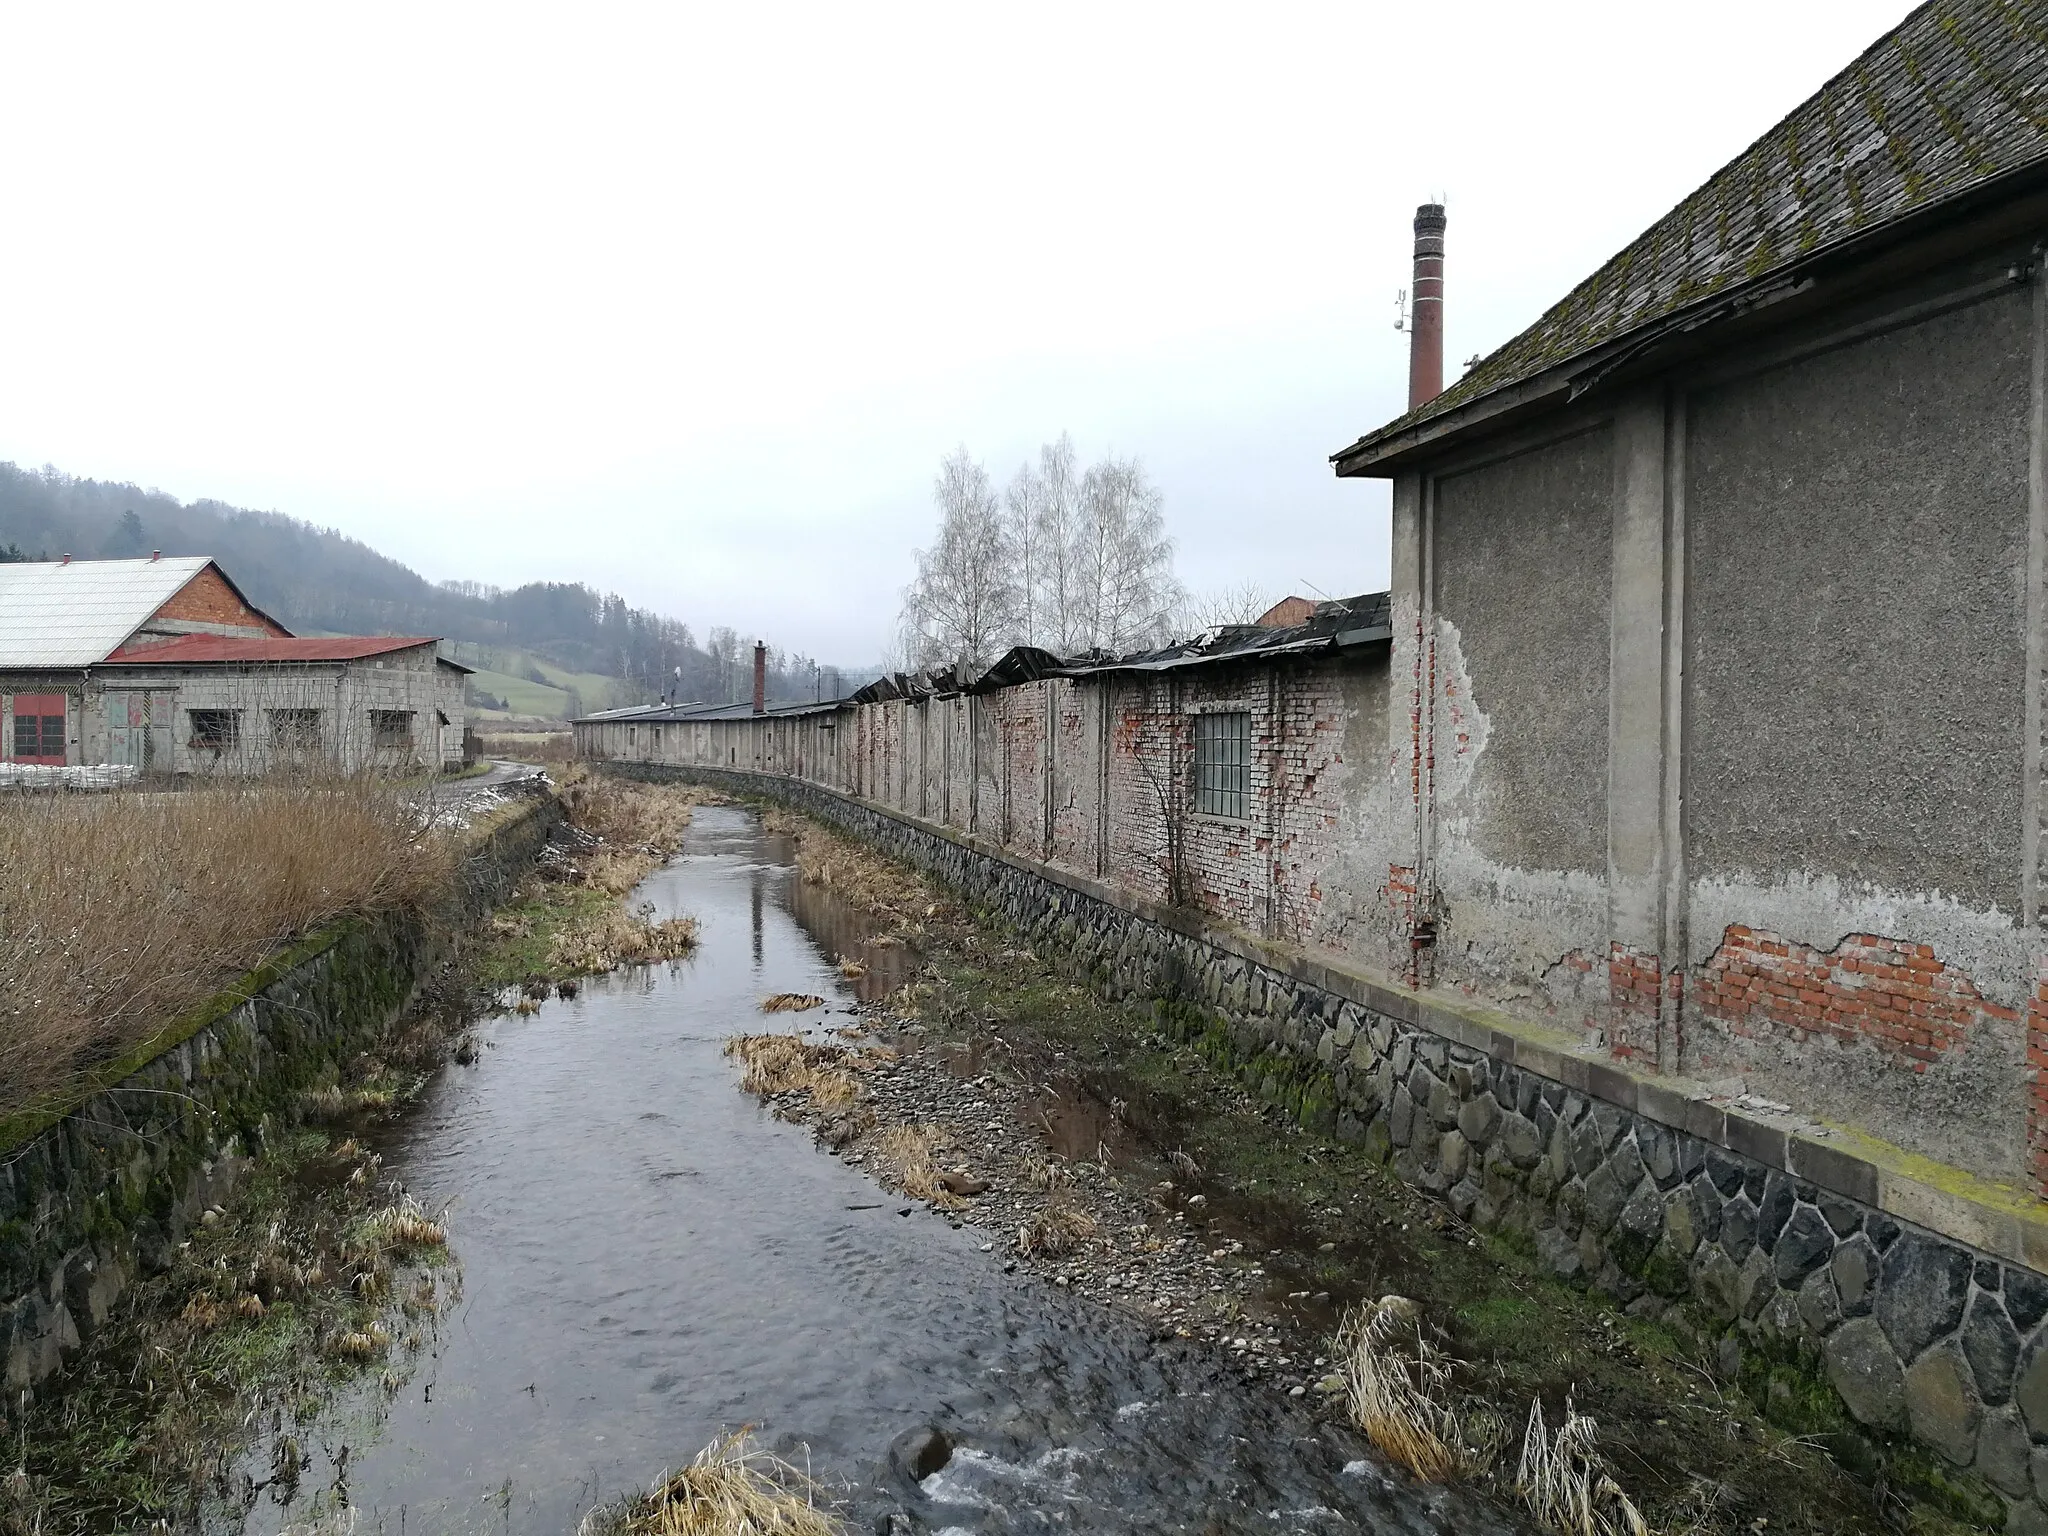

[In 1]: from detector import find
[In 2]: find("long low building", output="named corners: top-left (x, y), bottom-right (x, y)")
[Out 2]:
top-left (0, 554), bottom-right (468, 775)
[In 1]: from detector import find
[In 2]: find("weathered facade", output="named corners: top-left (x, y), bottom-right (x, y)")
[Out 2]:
top-left (1332, 1), bottom-right (2048, 1200)
top-left (577, 4), bottom-right (2048, 1502)
top-left (0, 556), bottom-right (467, 775)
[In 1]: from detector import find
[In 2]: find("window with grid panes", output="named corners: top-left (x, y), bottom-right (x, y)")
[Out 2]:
top-left (1193, 711), bottom-right (1250, 820)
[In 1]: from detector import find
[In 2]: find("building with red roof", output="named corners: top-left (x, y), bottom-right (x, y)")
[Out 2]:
top-left (0, 554), bottom-right (469, 776)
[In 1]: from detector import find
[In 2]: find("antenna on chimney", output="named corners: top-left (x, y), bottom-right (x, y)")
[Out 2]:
top-left (1393, 288), bottom-right (1409, 332)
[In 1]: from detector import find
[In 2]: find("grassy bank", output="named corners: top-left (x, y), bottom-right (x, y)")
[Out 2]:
top-left (750, 798), bottom-right (1992, 1536)
top-left (471, 767), bottom-right (705, 988)
top-left (1, 1033), bottom-right (462, 1534)
top-left (0, 778), bottom-right (453, 1121)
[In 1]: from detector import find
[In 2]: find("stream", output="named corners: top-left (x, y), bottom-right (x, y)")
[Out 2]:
top-left (235, 804), bottom-right (1510, 1536)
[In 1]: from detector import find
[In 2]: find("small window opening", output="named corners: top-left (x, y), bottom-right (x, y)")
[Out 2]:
top-left (188, 709), bottom-right (240, 753)
top-left (1193, 711), bottom-right (1251, 820)
top-left (370, 710), bottom-right (414, 750)
top-left (270, 708), bottom-right (322, 751)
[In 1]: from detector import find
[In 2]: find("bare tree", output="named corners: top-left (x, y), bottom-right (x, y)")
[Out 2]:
top-left (1033, 434), bottom-right (1087, 653)
top-left (900, 447), bottom-right (1020, 675)
top-left (706, 627), bottom-right (740, 703)
top-left (1073, 454), bottom-right (1182, 652)
top-left (1004, 460), bottom-right (1047, 649)
top-left (1175, 578), bottom-right (1274, 639)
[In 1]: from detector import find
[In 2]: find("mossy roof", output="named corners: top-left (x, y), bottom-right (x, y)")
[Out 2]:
top-left (1336, 0), bottom-right (2048, 463)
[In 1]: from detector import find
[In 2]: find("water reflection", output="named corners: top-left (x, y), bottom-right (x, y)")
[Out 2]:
top-left (227, 805), bottom-right (1506, 1536)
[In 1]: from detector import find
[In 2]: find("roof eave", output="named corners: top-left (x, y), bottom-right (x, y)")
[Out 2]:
top-left (1333, 157), bottom-right (2048, 478)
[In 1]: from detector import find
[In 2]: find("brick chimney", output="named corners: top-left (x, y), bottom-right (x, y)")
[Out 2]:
top-left (752, 642), bottom-right (767, 715)
top-left (1407, 202), bottom-right (1446, 410)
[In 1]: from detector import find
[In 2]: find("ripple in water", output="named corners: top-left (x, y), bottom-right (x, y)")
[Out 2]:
top-left (228, 804), bottom-right (1510, 1535)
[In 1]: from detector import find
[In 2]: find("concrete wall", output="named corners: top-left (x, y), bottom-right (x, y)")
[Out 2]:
top-left (577, 650), bottom-right (1394, 962)
top-left (1684, 288), bottom-right (2037, 1182)
top-left (1426, 427), bottom-right (1615, 1014)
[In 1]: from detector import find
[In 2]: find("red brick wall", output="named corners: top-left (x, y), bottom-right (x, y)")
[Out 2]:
top-left (1691, 926), bottom-right (2011, 1071)
top-left (152, 566), bottom-right (287, 635)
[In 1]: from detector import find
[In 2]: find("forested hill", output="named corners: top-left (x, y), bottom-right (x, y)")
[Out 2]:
top-left (0, 462), bottom-right (850, 710)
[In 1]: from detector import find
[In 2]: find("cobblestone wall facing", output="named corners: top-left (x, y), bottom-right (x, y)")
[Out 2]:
top-left (0, 792), bottom-right (559, 1391)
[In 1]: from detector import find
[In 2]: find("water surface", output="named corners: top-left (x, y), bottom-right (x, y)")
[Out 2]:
top-left (237, 805), bottom-right (1508, 1535)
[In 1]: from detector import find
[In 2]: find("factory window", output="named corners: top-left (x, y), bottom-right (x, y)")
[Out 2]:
top-left (8, 695), bottom-right (66, 764)
top-left (188, 709), bottom-right (240, 753)
top-left (270, 709), bottom-right (322, 751)
top-left (370, 710), bottom-right (414, 749)
top-left (1193, 711), bottom-right (1250, 821)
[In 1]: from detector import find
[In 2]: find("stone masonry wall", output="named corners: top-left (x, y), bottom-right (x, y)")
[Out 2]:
top-left (644, 763), bottom-right (2048, 1531)
top-left (0, 791), bottom-right (559, 1391)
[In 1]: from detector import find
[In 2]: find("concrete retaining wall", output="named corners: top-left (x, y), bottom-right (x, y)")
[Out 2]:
top-left (648, 763), bottom-right (2048, 1528)
top-left (0, 791), bottom-right (559, 1389)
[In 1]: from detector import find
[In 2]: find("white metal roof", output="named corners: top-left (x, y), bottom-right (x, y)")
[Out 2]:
top-left (0, 557), bottom-right (217, 668)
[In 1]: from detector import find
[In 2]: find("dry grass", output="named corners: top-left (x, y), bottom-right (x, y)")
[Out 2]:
top-left (761, 806), bottom-right (930, 927)
top-left (760, 993), bottom-right (825, 1013)
top-left (1334, 1296), bottom-right (1475, 1483)
top-left (724, 1034), bottom-right (859, 1108)
top-left (1514, 1397), bottom-right (1649, 1536)
top-left (476, 729), bottom-right (575, 764)
top-left (872, 1123), bottom-right (964, 1206)
top-left (583, 1430), bottom-right (843, 1536)
top-left (552, 902), bottom-right (699, 975)
top-left (0, 778), bottom-right (453, 1117)
top-left (559, 765), bottom-right (701, 865)
top-left (1016, 1198), bottom-right (1098, 1256)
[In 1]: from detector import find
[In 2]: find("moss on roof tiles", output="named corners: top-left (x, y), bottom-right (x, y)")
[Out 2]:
top-left (1352, 0), bottom-right (2048, 453)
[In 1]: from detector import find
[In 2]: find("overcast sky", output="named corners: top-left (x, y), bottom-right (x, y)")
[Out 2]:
top-left (0, 2), bottom-right (1911, 662)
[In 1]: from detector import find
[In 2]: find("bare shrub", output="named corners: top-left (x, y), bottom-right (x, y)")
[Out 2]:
top-left (1513, 1396), bottom-right (1648, 1536)
top-left (1333, 1296), bottom-right (1473, 1483)
top-left (581, 1429), bottom-right (842, 1535)
top-left (0, 779), bottom-right (453, 1117)
top-left (557, 766), bottom-right (700, 863)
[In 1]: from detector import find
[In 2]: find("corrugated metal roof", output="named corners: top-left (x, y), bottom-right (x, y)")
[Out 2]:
top-left (101, 634), bottom-right (450, 666)
top-left (1335, 0), bottom-right (2048, 469)
top-left (0, 557), bottom-right (219, 668)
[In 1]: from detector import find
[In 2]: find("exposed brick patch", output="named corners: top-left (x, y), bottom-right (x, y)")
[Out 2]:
top-left (1694, 925), bottom-right (2013, 1071)
top-left (1606, 942), bottom-right (1662, 1062)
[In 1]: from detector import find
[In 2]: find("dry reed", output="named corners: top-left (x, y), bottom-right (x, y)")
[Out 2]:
top-left (586, 1430), bottom-right (843, 1536)
top-left (760, 993), bottom-right (825, 1013)
top-left (0, 778), bottom-right (453, 1117)
top-left (1513, 1396), bottom-right (1649, 1536)
top-left (872, 1123), bottom-right (962, 1206)
top-left (1333, 1296), bottom-right (1473, 1483)
top-left (1016, 1199), bottom-right (1098, 1256)
top-left (724, 1034), bottom-right (859, 1106)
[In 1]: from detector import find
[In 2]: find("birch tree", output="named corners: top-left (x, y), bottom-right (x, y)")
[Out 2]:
top-left (1072, 454), bottom-right (1181, 652)
top-left (900, 447), bottom-right (1019, 674)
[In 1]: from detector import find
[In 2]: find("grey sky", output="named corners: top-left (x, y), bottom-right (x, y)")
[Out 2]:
top-left (0, 2), bottom-right (1910, 661)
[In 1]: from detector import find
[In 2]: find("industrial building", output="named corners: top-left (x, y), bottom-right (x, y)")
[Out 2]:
top-left (0, 554), bottom-right (468, 777)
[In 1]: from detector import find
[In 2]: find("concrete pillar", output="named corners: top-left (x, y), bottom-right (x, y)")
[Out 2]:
top-left (1388, 471), bottom-right (1431, 979)
top-left (1605, 388), bottom-right (1688, 1068)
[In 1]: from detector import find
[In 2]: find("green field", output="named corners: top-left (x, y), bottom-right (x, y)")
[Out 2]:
top-left (450, 646), bottom-right (632, 722)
